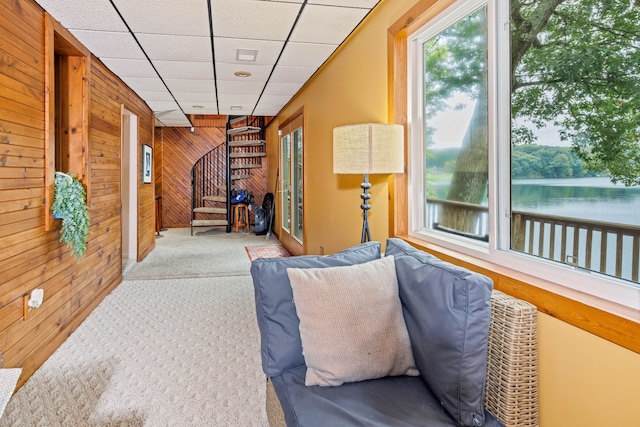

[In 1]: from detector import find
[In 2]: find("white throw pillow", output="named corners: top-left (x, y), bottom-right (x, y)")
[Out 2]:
top-left (286, 256), bottom-right (419, 386)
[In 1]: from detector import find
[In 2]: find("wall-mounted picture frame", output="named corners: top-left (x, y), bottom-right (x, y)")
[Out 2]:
top-left (142, 144), bottom-right (152, 184)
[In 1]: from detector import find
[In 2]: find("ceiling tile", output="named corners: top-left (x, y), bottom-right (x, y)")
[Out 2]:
top-left (217, 93), bottom-right (259, 105)
top-left (100, 58), bottom-right (157, 78)
top-left (34, 0), bottom-right (127, 32)
top-left (214, 37), bottom-right (284, 66)
top-left (218, 103), bottom-right (258, 115)
top-left (262, 82), bottom-right (304, 96)
top-left (134, 90), bottom-right (175, 102)
top-left (215, 63), bottom-right (273, 82)
top-left (137, 34), bottom-right (212, 62)
top-left (216, 80), bottom-right (266, 95)
top-left (152, 61), bottom-right (215, 80)
top-left (120, 76), bottom-right (168, 92)
top-left (172, 92), bottom-right (218, 103)
top-left (269, 65), bottom-right (317, 85)
top-left (68, 30), bottom-right (145, 60)
top-left (164, 79), bottom-right (217, 93)
top-left (279, 42), bottom-right (337, 69)
top-left (111, 0), bottom-right (210, 36)
top-left (290, 4), bottom-right (369, 45)
top-left (180, 103), bottom-right (219, 115)
top-left (211, 0), bottom-right (302, 41)
top-left (308, 0), bottom-right (379, 7)
top-left (146, 100), bottom-right (181, 113)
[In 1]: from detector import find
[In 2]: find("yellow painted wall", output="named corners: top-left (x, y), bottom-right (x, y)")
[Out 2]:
top-left (267, 0), bottom-right (640, 425)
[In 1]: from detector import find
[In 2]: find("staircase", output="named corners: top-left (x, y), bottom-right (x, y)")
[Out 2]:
top-left (190, 116), bottom-right (266, 235)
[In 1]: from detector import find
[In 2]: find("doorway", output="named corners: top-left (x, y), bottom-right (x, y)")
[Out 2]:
top-left (121, 108), bottom-right (138, 267)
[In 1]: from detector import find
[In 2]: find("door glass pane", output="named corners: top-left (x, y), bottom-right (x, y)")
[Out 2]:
top-left (292, 127), bottom-right (303, 241)
top-left (281, 134), bottom-right (291, 233)
top-left (510, 0), bottom-right (640, 284)
top-left (423, 5), bottom-right (489, 241)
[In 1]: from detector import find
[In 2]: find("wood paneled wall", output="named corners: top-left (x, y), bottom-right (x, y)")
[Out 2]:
top-left (0, 0), bottom-right (155, 387)
top-left (156, 126), bottom-right (226, 227)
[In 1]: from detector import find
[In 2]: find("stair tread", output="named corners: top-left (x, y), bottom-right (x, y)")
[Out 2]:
top-left (229, 152), bottom-right (265, 158)
top-left (193, 207), bottom-right (227, 214)
top-left (229, 115), bottom-right (248, 124)
top-left (192, 219), bottom-right (228, 226)
top-left (231, 174), bottom-right (251, 180)
top-left (227, 126), bottom-right (261, 136)
top-left (202, 195), bottom-right (226, 202)
top-left (231, 163), bottom-right (261, 169)
top-left (229, 140), bottom-right (264, 147)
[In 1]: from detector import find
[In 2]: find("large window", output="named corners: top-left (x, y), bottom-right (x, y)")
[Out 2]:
top-left (408, 0), bottom-right (640, 309)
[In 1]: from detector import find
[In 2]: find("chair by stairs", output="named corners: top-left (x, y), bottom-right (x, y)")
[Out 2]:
top-left (190, 116), bottom-right (266, 235)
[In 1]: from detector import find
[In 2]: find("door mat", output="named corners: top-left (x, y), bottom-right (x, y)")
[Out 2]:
top-left (245, 245), bottom-right (291, 261)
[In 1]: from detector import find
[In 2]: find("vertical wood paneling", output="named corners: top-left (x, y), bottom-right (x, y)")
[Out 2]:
top-left (0, 0), bottom-right (155, 388)
top-left (160, 125), bottom-right (226, 227)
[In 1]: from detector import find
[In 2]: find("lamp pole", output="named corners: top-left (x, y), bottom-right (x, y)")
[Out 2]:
top-left (360, 173), bottom-right (372, 243)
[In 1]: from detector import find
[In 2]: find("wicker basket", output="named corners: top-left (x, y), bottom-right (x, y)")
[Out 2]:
top-left (265, 290), bottom-right (539, 427)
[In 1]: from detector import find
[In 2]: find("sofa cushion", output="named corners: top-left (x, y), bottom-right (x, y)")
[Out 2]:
top-left (385, 238), bottom-right (493, 427)
top-left (286, 256), bottom-right (418, 386)
top-left (270, 366), bottom-right (503, 427)
top-left (250, 241), bottom-right (381, 377)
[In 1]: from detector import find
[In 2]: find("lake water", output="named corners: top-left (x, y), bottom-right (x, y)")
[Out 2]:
top-left (512, 177), bottom-right (640, 227)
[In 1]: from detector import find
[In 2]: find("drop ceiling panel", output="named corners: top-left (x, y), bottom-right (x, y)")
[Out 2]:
top-left (262, 82), bottom-right (304, 96)
top-left (34, 0), bottom-right (127, 32)
top-left (269, 65), bottom-right (317, 85)
top-left (290, 4), bottom-right (369, 45)
top-left (214, 38), bottom-right (284, 66)
top-left (215, 63), bottom-right (273, 82)
top-left (68, 30), bottom-right (145, 60)
top-left (134, 90), bottom-right (176, 102)
top-left (215, 80), bottom-right (266, 95)
top-left (164, 79), bottom-right (217, 93)
top-left (34, 0), bottom-right (381, 123)
top-left (152, 61), bottom-right (214, 80)
top-left (172, 92), bottom-right (218, 103)
top-left (137, 34), bottom-right (212, 62)
top-left (309, 0), bottom-right (379, 7)
top-left (211, 0), bottom-right (302, 40)
top-left (100, 58), bottom-right (157, 78)
top-left (146, 100), bottom-right (181, 112)
top-left (111, 0), bottom-right (210, 36)
top-left (279, 42), bottom-right (338, 69)
top-left (120, 77), bottom-right (168, 92)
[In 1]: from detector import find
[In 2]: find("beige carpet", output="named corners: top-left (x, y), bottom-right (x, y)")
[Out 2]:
top-left (0, 228), bottom-right (277, 426)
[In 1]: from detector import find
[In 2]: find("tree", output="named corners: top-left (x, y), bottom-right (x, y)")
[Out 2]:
top-left (425, 0), bottom-right (640, 207)
top-left (511, 0), bottom-right (640, 186)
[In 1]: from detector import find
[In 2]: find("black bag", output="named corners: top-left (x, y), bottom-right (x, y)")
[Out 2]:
top-left (256, 193), bottom-right (274, 235)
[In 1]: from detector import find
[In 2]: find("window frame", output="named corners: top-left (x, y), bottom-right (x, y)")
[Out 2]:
top-left (44, 13), bottom-right (90, 231)
top-left (389, 0), bottom-right (640, 353)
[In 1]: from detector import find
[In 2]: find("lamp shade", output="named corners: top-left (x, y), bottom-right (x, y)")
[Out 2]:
top-left (333, 123), bottom-right (404, 175)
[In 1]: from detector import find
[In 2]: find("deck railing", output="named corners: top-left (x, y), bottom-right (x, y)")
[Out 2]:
top-left (427, 198), bottom-right (640, 282)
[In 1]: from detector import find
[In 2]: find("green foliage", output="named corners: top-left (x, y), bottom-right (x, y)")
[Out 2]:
top-left (429, 145), bottom-right (601, 179)
top-left (52, 172), bottom-right (90, 259)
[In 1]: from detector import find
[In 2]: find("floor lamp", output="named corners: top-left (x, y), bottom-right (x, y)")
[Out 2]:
top-left (333, 123), bottom-right (404, 243)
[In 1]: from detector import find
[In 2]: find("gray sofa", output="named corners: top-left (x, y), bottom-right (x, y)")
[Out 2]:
top-left (250, 239), bottom-right (538, 427)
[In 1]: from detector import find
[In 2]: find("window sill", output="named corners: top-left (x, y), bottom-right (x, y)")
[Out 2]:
top-left (397, 234), bottom-right (640, 354)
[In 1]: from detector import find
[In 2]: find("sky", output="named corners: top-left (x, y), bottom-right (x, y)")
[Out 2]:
top-left (429, 92), bottom-right (568, 149)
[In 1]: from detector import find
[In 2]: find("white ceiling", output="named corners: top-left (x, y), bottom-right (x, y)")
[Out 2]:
top-left (35, 0), bottom-right (380, 127)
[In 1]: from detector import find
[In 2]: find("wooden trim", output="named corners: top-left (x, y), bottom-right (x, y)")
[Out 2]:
top-left (44, 13), bottom-right (55, 231)
top-left (388, 0), bottom-right (640, 354)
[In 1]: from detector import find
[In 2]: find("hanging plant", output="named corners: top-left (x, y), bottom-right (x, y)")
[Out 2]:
top-left (52, 171), bottom-right (90, 258)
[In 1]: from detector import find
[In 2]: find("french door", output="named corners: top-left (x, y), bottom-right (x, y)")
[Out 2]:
top-left (280, 113), bottom-right (303, 254)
